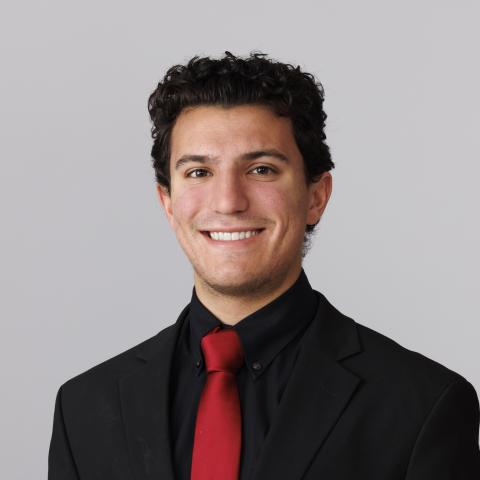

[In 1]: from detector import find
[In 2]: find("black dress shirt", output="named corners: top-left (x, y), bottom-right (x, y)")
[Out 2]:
top-left (169, 268), bottom-right (319, 480)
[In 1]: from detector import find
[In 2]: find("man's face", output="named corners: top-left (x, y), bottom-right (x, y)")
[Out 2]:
top-left (157, 104), bottom-right (332, 298)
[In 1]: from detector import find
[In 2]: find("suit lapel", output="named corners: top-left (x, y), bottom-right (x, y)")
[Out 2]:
top-left (251, 292), bottom-right (363, 480)
top-left (118, 305), bottom-right (189, 480)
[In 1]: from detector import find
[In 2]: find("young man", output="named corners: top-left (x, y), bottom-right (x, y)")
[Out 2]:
top-left (48, 52), bottom-right (480, 479)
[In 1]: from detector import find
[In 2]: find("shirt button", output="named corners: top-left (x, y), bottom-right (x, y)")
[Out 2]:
top-left (252, 361), bottom-right (262, 371)
top-left (196, 360), bottom-right (201, 368)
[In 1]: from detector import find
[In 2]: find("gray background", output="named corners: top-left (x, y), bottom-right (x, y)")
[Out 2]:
top-left (1, 0), bottom-right (479, 477)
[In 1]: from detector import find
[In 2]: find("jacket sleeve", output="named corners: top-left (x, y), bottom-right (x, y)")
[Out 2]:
top-left (405, 377), bottom-right (480, 480)
top-left (48, 385), bottom-right (80, 480)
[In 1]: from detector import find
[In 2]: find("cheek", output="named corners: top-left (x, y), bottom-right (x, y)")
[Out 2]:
top-left (170, 187), bottom-right (204, 231)
top-left (253, 184), bottom-right (308, 226)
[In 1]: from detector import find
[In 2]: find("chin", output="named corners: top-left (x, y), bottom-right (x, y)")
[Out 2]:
top-left (197, 268), bottom-right (272, 298)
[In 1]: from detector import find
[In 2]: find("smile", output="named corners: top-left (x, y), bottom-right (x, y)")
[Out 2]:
top-left (205, 230), bottom-right (262, 241)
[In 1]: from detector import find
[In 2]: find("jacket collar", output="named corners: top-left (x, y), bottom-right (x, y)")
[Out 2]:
top-left (118, 292), bottom-right (363, 480)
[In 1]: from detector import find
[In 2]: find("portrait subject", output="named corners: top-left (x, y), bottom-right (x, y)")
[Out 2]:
top-left (48, 52), bottom-right (480, 480)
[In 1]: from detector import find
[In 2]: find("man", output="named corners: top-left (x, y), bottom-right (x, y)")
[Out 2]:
top-left (48, 52), bottom-right (480, 479)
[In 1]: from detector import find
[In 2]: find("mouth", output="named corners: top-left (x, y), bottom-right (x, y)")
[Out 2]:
top-left (201, 229), bottom-right (264, 242)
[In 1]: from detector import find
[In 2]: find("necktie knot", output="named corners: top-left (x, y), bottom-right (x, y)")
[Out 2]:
top-left (201, 326), bottom-right (244, 374)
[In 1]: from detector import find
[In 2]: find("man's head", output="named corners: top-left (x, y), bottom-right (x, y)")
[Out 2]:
top-left (149, 52), bottom-right (333, 298)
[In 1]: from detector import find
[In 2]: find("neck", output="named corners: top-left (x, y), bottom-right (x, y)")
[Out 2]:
top-left (193, 267), bottom-right (303, 326)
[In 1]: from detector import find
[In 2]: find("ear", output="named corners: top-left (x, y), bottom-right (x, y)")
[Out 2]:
top-left (156, 183), bottom-right (174, 228)
top-left (306, 172), bottom-right (333, 225)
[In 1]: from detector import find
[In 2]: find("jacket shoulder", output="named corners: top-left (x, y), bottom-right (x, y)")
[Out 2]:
top-left (319, 294), bottom-right (464, 387)
top-left (59, 321), bottom-right (178, 397)
top-left (351, 319), bottom-right (468, 394)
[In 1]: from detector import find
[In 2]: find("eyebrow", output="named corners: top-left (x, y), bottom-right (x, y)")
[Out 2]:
top-left (174, 149), bottom-right (289, 170)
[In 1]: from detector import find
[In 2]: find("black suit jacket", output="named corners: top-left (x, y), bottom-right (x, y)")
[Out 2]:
top-left (48, 291), bottom-right (480, 479)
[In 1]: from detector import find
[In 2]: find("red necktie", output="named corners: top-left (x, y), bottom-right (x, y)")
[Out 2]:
top-left (191, 326), bottom-right (245, 480)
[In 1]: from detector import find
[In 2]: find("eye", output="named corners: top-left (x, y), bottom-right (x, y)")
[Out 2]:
top-left (249, 165), bottom-right (276, 176)
top-left (186, 168), bottom-right (211, 178)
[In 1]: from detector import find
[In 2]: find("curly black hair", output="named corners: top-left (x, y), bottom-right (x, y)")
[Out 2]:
top-left (148, 51), bottom-right (334, 239)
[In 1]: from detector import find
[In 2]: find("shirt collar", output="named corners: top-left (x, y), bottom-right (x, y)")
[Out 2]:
top-left (187, 268), bottom-right (318, 380)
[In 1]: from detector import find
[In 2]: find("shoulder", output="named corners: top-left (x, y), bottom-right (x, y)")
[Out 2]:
top-left (317, 294), bottom-right (480, 449)
top-left (353, 320), bottom-right (465, 388)
top-left (319, 292), bottom-right (476, 406)
top-left (58, 311), bottom-right (184, 402)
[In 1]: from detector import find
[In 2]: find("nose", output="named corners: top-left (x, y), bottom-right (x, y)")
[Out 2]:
top-left (210, 170), bottom-right (249, 214)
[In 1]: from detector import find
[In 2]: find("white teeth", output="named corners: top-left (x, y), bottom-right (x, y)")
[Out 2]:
top-left (208, 230), bottom-right (260, 241)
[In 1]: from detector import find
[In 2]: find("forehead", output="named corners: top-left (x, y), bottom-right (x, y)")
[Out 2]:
top-left (170, 104), bottom-right (299, 158)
